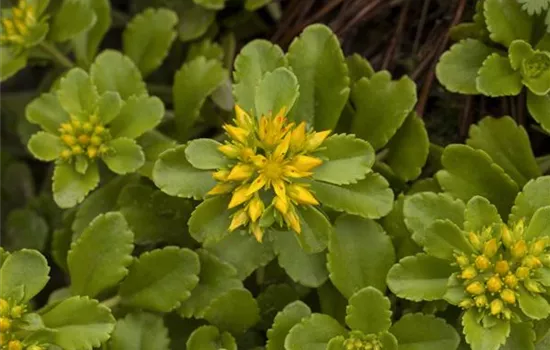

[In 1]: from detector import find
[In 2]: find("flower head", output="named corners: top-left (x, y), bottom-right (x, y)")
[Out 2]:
top-left (207, 105), bottom-right (330, 242)
top-left (343, 331), bottom-right (383, 350)
top-left (0, 0), bottom-right (38, 47)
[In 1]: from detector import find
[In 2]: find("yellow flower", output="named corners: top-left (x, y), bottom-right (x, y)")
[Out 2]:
top-left (208, 106), bottom-right (329, 241)
top-left (0, 0), bottom-right (37, 46)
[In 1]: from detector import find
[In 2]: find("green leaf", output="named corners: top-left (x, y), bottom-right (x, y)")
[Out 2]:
top-left (57, 68), bottom-right (99, 117)
top-left (286, 24), bottom-right (350, 130)
top-left (0, 49), bottom-right (27, 82)
top-left (295, 205), bottom-right (332, 253)
top-left (53, 162), bottom-right (100, 208)
top-left (509, 40), bottom-right (535, 70)
top-left (49, 0), bottom-right (96, 42)
top-left (203, 288), bottom-right (260, 334)
top-left (72, 0), bottom-right (111, 67)
top-left (185, 139), bottom-right (230, 170)
top-left (257, 284), bottom-right (301, 330)
top-left (188, 196), bottom-right (233, 244)
top-left (178, 249), bottom-right (242, 318)
top-left (173, 57), bottom-right (227, 140)
top-left (346, 54), bottom-right (375, 84)
top-left (328, 215), bottom-right (395, 298)
top-left (233, 39), bottom-right (287, 115)
top-left (517, 0), bottom-right (550, 14)
top-left (0, 249), bottom-right (49, 303)
top-left (97, 91), bottom-right (123, 124)
top-left (123, 8), bottom-right (178, 77)
top-left (476, 53), bottom-right (523, 96)
top-left (272, 230), bottom-right (329, 288)
top-left (40, 296), bottom-right (115, 350)
top-left (194, 0), bottom-right (225, 9)
top-left (521, 53), bottom-right (550, 96)
top-left (254, 67), bottom-right (299, 119)
top-left (186, 325), bottom-right (237, 350)
top-left (435, 144), bottom-right (519, 218)
top-left (137, 130), bottom-right (177, 179)
top-left (346, 286), bottom-right (392, 334)
top-left (418, 220), bottom-right (474, 260)
top-left (245, 0), bottom-right (271, 10)
top-left (310, 173), bottom-right (394, 219)
top-left (350, 72), bottom-right (416, 150)
top-left (390, 313), bottom-right (460, 350)
top-left (317, 282), bottom-right (347, 326)
top-left (285, 314), bottom-right (347, 350)
top-left (484, 0), bottom-right (533, 47)
top-left (510, 176), bottom-right (550, 225)
top-left (267, 301), bottom-right (312, 350)
top-left (26, 93), bottom-right (70, 134)
top-left (501, 322), bottom-right (536, 350)
top-left (518, 286), bottom-right (550, 319)
top-left (110, 312), bottom-right (169, 350)
top-left (385, 112), bottom-right (429, 182)
top-left (312, 134), bottom-right (375, 185)
top-left (67, 212), bottom-right (134, 298)
top-left (464, 196), bottom-right (502, 232)
top-left (462, 308), bottom-right (511, 350)
top-left (51, 226), bottom-right (72, 272)
top-left (28, 131), bottom-right (64, 161)
top-left (153, 145), bottom-right (217, 200)
top-left (187, 39), bottom-right (224, 61)
top-left (525, 206), bottom-right (550, 240)
top-left (176, 0), bottom-right (215, 41)
top-left (527, 91), bottom-right (550, 133)
top-left (387, 254), bottom-right (455, 301)
top-left (118, 247), bottom-right (200, 312)
top-left (436, 39), bottom-right (494, 94)
top-left (109, 95), bottom-right (164, 139)
top-left (4, 209), bottom-right (48, 251)
top-left (467, 116), bottom-right (541, 187)
top-left (91, 50), bottom-right (147, 100)
top-left (102, 138), bottom-right (145, 174)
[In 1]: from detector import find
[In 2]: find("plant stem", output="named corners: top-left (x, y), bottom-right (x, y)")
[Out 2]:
top-left (101, 295), bottom-right (121, 309)
top-left (38, 42), bottom-right (74, 68)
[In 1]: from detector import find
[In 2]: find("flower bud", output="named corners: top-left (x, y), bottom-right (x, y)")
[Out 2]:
top-left (487, 275), bottom-right (503, 293)
top-left (525, 279), bottom-right (544, 293)
top-left (0, 299), bottom-right (8, 316)
top-left (475, 255), bottom-right (491, 271)
top-left (0, 317), bottom-right (11, 331)
top-left (461, 266), bottom-right (477, 280)
top-left (87, 147), bottom-right (98, 159)
top-left (542, 254), bottom-right (550, 266)
top-left (78, 134), bottom-right (90, 145)
top-left (82, 122), bottom-right (93, 132)
top-left (466, 281), bottom-right (485, 295)
top-left (71, 145), bottom-right (83, 155)
top-left (218, 144), bottom-right (240, 158)
top-left (90, 135), bottom-right (102, 146)
top-left (501, 226), bottom-right (514, 247)
top-left (94, 125), bottom-right (105, 134)
top-left (248, 196), bottom-right (264, 222)
top-left (212, 169), bottom-right (229, 182)
top-left (515, 267), bottom-right (530, 280)
top-left (504, 274), bottom-right (518, 288)
top-left (455, 255), bottom-right (469, 267)
top-left (500, 289), bottom-right (516, 304)
top-left (227, 163), bottom-right (254, 181)
top-left (511, 240), bottom-right (528, 259)
top-left (27, 345), bottom-right (44, 350)
top-left (469, 232), bottom-right (483, 251)
top-left (8, 340), bottom-right (22, 350)
top-left (474, 295), bottom-right (488, 308)
top-left (229, 209), bottom-right (248, 231)
top-left (10, 305), bottom-right (22, 318)
top-left (494, 260), bottom-right (509, 276)
top-left (490, 299), bottom-right (503, 316)
top-left (531, 238), bottom-right (548, 256)
top-left (60, 149), bottom-right (72, 159)
top-left (483, 239), bottom-right (498, 258)
top-left (71, 119), bottom-right (81, 129)
top-left (59, 122), bottom-right (73, 133)
top-left (514, 219), bottom-right (525, 236)
top-left (61, 134), bottom-right (76, 146)
top-left (502, 308), bottom-right (512, 320)
top-left (522, 255), bottom-right (542, 269)
top-left (459, 299), bottom-right (474, 308)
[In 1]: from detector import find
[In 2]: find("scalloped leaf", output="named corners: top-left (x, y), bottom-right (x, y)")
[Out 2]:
top-left (57, 68), bottom-right (99, 117)
top-left (4, 208), bottom-right (48, 252)
top-left (176, 0), bottom-right (215, 41)
top-left (517, 0), bottom-right (550, 14)
top-left (26, 92), bottom-right (70, 134)
top-left (267, 301), bottom-right (312, 350)
top-left (110, 312), bottom-right (170, 350)
top-left (257, 284), bottom-right (301, 330)
top-left (186, 325), bottom-right (237, 350)
top-left (501, 322), bottom-right (536, 350)
top-left (188, 196), bottom-right (233, 244)
top-left (527, 91), bottom-right (550, 133)
top-left (72, 0), bottom-right (111, 67)
top-left (102, 138), bottom-right (145, 175)
top-left (390, 313), bottom-right (460, 350)
top-left (0, 249), bottom-right (50, 303)
top-left (68, 212), bottom-right (134, 298)
top-left (1, 48), bottom-right (27, 82)
top-left (484, 0), bottom-right (533, 47)
top-left (254, 67), bottom-right (299, 119)
top-left (510, 176), bottom-right (550, 225)
top-left (294, 205), bottom-right (332, 253)
top-left (346, 53), bottom-right (375, 84)
top-left (524, 206), bottom-right (550, 240)
top-left (203, 288), bottom-right (260, 334)
top-left (53, 162), bottom-right (100, 209)
top-left (346, 286), bottom-right (392, 334)
top-left (137, 130), bottom-right (177, 179)
top-left (462, 308), bottom-right (511, 350)
top-left (464, 196), bottom-right (503, 232)
top-left (28, 131), bottom-right (64, 161)
top-left (49, 0), bottom-right (96, 42)
top-left (109, 94), bottom-right (164, 139)
top-left (418, 219), bottom-right (474, 260)
top-left (185, 138), bottom-right (230, 170)
top-left (517, 286), bottom-right (550, 319)
top-left (285, 314), bottom-right (347, 350)
top-left (476, 53), bottom-right (523, 96)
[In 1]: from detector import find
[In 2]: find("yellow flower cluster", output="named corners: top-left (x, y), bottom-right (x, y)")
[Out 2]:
top-left (58, 116), bottom-right (111, 160)
top-left (207, 106), bottom-right (330, 242)
top-left (0, 0), bottom-right (36, 46)
top-left (0, 299), bottom-right (44, 350)
top-left (343, 333), bottom-right (382, 350)
top-left (456, 220), bottom-right (550, 319)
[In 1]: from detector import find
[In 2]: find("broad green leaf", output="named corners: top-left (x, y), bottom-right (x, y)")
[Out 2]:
top-left (188, 196), bottom-right (233, 244)
top-left (464, 196), bottom-right (502, 232)
top-left (137, 130), bottom-right (177, 179)
top-left (57, 68), bottom-right (99, 117)
top-left (476, 53), bottom-right (523, 96)
top-left (350, 72), bottom-right (416, 150)
top-left (49, 0), bottom-right (96, 42)
top-left (467, 116), bottom-right (540, 187)
top-left (28, 131), bottom-right (64, 161)
top-left (40, 296), bottom-right (115, 350)
top-left (1, 49), bottom-right (27, 82)
top-left (346, 54), bottom-right (374, 83)
top-left (187, 39), bottom-right (224, 61)
top-left (119, 247), bottom-right (200, 312)
top-left (257, 284), bottom-right (301, 330)
top-left (4, 208), bottom-right (48, 251)
top-left (317, 282), bottom-right (348, 326)
top-left (435, 145), bottom-right (519, 218)
top-left (501, 322), bottom-right (536, 350)
top-left (203, 288), bottom-right (260, 334)
top-left (509, 40), bottom-right (535, 70)
top-left (310, 173), bottom-right (394, 219)
top-left (484, 0), bottom-right (533, 47)
top-left (110, 312), bottom-right (170, 350)
top-left (286, 24), bottom-right (349, 130)
top-left (233, 39), bottom-right (286, 115)
top-left (173, 57), bottom-right (227, 140)
top-left (267, 301), bottom-right (312, 350)
top-left (109, 95), bottom-right (164, 139)
top-left (205, 230), bottom-right (275, 280)
top-left (346, 286), bottom-right (392, 334)
top-left (185, 139), bottom-right (230, 170)
top-left (295, 205), bottom-right (332, 253)
top-left (385, 112), bottom-right (429, 182)
top-left (527, 91), bottom-right (550, 133)
top-left (285, 314), bottom-right (347, 350)
top-left (67, 212), bottom-right (134, 298)
top-left (91, 50), bottom-right (147, 100)
top-left (254, 67), bottom-right (299, 118)
top-left (386, 254), bottom-right (455, 301)
top-left (381, 195), bottom-right (422, 259)
top-left (518, 286), bottom-right (550, 319)
top-left (272, 230), bottom-right (329, 288)
top-left (312, 134), bottom-right (375, 185)
top-left (178, 249), bottom-right (242, 318)
top-left (97, 91), bottom-right (123, 124)
top-left (26, 93), bottom-right (70, 134)
top-left (510, 176), bottom-right (550, 225)
top-left (0, 249), bottom-right (49, 303)
top-left (436, 39), bottom-right (494, 94)
top-left (421, 219), bottom-right (474, 260)
top-left (176, 0), bottom-right (215, 41)
top-left (186, 325), bottom-right (237, 350)
top-left (123, 8), bottom-right (178, 77)
top-left (72, 0), bottom-right (111, 67)
top-left (517, 0), bottom-right (550, 14)
top-left (153, 145), bottom-right (217, 200)
top-left (390, 313), bottom-right (460, 350)
top-left (525, 206), bottom-right (550, 240)
top-left (328, 215), bottom-right (395, 298)
top-left (462, 309), bottom-right (511, 350)
top-left (102, 138), bottom-right (145, 175)
top-left (53, 162), bottom-right (100, 208)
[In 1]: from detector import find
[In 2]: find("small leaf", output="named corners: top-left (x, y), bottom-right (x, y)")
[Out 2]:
top-left (310, 173), bottom-right (394, 219)
top-left (510, 176), bottom-right (550, 226)
top-left (109, 95), bottom-right (164, 139)
top-left (387, 254), bottom-right (455, 301)
top-left (245, 0), bottom-right (271, 10)
top-left (267, 301), bottom-right (312, 350)
top-left (203, 288), bottom-right (260, 334)
top-left (484, 0), bottom-right (533, 47)
top-left (476, 53), bottom-right (523, 96)
top-left (137, 130), bottom-right (177, 179)
top-left (462, 308), bottom-right (510, 350)
top-left (390, 313), bottom-right (460, 350)
top-left (57, 68), bottom-right (99, 117)
top-left (1, 49), bottom-right (27, 82)
top-left (26, 93), bottom-right (70, 134)
top-left (123, 8), bottom-right (178, 77)
top-left (509, 40), bottom-right (535, 70)
top-left (346, 286), bottom-right (392, 334)
top-left (40, 296), bottom-right (115, 350)
top-left (525, 206), bottom-right (550, 240)
top-left (257, 284), bottom-right (301, 330)
top-left (177, 0), bottom-right (215, 41)
top-left (518, 286), bottom-right (550, 319)
top-left (254, 67), bottom-right (299, 119)
top-left (328, 215), bottom-right (395, 298)
top-left (436, 39), bottom-right (494, 94)
top-left (28, 132), bottom-right (64, 161)
top-left (188, 196), bottom-right (233, 244)
top-left (527, 91), bottom-right (550, 133)
top-left (194, 0), bottom-right (226, 9)
top-left (72, 0), bottom-right (111, 67)
top-left (49, 0), bottom-right (96, 42)
top-left (312, 134), bottom-right (375, 185)
top-left (419, 220), bottom-right (474, 260)
top-left (464, 196), bottom-right (502, 232)
top-left (346, 53), bottom-right (375, 83)
top-left (68, 212), bottom-right (134, 298)
top-left (0, 249), bottom-right (49, 303)
top-left (110, 312), bottom-right (170, 350)
top-left (4, 209), bottom-right (48, 251)
top-left (53, 162), bottom-right (100, 208)
top-left (351, 72), bottom-right (416, 150)
top-left (285, 314), bottom-right (347, 350)
top-left (185, 139), bottom-right (230, 170)
top-left (102, 138), bottom-right (145, 175)
top-left (97, 91), bottom-right (123, 124)
top-left (501, 322), bottom-right (536, 350)
top-left (186, 325), bottom-right (237, 350)
top-left (187, 39), bottom-right (224, 61)
top-left (295, 205), bottom-right (332, 253)
top-left (118, 247), bottom-right (200, 312)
